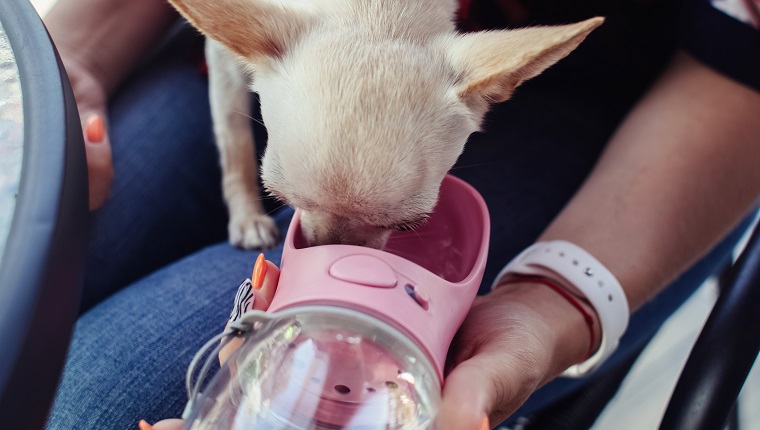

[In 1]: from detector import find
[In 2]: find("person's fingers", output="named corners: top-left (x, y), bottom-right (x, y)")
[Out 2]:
top-left (479, 416), bottom-right (490, 430)
top-left (440, 343), bottom-right (543, 430)
top-left (436, 354), bottom-right (496, 430)
top-left (220, 257), bottom-right (280, 364)
top-left (253, 259), bottom-right (280, 310)
top-left (439, 315), bottom-right (555, 430)
top-left (63, 53), bottom-right (114, 211)
top-left (145, 418), bottom-right (185, 430)
top-left (82, 112), bottom-right (114, 211)
top-left (221, 277), bottom-right (254, 365)
top-left (219, 335), bottom-right (244, 366)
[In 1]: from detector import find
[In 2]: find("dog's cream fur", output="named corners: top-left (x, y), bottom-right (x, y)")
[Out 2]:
top-left (168, 0), bottom-right (603, 249)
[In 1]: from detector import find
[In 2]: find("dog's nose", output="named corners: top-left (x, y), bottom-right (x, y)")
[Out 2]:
top-left (309, 233), bottom-right (368, 247)
top-left (299, 212), bottom-right (390, 249)
top-left (307, 229), bottom-right (389, 249)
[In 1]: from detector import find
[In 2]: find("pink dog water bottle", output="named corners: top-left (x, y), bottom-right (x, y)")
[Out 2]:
top-left (182, 175), bottom-right (490, 429)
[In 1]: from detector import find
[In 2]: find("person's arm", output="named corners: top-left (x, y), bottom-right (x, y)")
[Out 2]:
top-left (44, 0), bottom-right (177, 210)
top-left (540, 51), bottom-right (760, 311)
top-left (439, 51), bottom-right (760, 429)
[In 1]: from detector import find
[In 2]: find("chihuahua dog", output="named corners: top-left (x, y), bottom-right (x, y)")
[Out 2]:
top-left (167, 0), bottom-right (602, 249)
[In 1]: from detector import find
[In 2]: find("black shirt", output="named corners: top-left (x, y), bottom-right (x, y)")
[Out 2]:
top-left (460, 0), bottom-right (760, 91)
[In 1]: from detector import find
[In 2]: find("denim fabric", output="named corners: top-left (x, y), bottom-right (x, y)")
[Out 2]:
top-left (46, 28), bottom-right (749, 430)
top-left (47, 210), bottom-right (294, 429)
top-left (80, 42), bottom-right (227, 313)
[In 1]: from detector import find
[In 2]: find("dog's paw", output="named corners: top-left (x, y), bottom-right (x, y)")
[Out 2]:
top-left (228, 213), bottom-right (280, 250)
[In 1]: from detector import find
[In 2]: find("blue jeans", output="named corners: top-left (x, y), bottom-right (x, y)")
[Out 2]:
top-left (45, 31), bottom-right (751, 429)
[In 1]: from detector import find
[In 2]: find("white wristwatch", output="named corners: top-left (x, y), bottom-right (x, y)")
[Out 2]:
top-left (492, 241), bottom-right (630, 377)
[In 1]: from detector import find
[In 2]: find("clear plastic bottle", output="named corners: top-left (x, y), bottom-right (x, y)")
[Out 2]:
top-left (183, 175), bottom-right (490, 429)
top-left (183, 306), bottom-right (440, 430)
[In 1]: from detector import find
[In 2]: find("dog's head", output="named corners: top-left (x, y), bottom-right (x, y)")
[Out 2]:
top-left (169, 0), bottom-right (602, 247)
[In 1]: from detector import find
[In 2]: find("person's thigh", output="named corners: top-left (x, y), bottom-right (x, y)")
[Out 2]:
top-left (47, 208), bottom-right (295, 430)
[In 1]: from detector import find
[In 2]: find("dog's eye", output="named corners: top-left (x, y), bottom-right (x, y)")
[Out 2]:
top-left (376, 215), bottom-right (429, 232)
top-left (375, 222), bottom-right (419, 232)
top-left (391, 217), bottom-right (428, 232)
top-left (394, 223), bottom-right (418, 232)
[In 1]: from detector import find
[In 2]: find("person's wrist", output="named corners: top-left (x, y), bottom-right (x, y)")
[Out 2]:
top-left (490, 280), bottom-right (602, 378)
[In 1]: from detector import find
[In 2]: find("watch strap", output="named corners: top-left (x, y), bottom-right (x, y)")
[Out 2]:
top-left (492, 241), bottom-right (629, 377)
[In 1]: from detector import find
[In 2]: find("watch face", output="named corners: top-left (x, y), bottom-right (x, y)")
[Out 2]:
top-left (184, 308), bottom-right (440, 430)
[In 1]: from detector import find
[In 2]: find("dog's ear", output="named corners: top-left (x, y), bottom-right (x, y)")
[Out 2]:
top-left (445, 17), bottom-right (603, 111)
top-left (167, 0), bottom-right (316, 63)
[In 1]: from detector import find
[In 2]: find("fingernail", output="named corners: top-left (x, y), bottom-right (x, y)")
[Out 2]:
top-left (252, 253), bottom-right (267, 290)
top-left (138, 420), bottom-right (155, 430)
top-left (479, 416), bottom-right (490, 430)
top-left (85, 114), bottom-right (104, 143)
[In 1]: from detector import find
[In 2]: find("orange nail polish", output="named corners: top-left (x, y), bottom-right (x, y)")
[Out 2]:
top-left (479, 416), bottom-right (490, 430)
top-left (252, 253), bottom-right (267, 290)
top-left (138, 420), bottom-right (155, 430)
top-left (85, 114), bottom-right (104, 143)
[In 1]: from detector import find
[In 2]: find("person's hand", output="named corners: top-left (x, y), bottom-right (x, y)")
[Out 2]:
top-left (219, 255), bottom-right (280, 364)
top-left (143, 265), bottom-right (597, 430)
top-left (143, 255), bottom-right (281, 430)
top-left (138, 419), bottom-right (184, 430)
top-left (436, 281), bottom-right (601, 429)
top-left (62, 55), bottom-right (114, 210)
